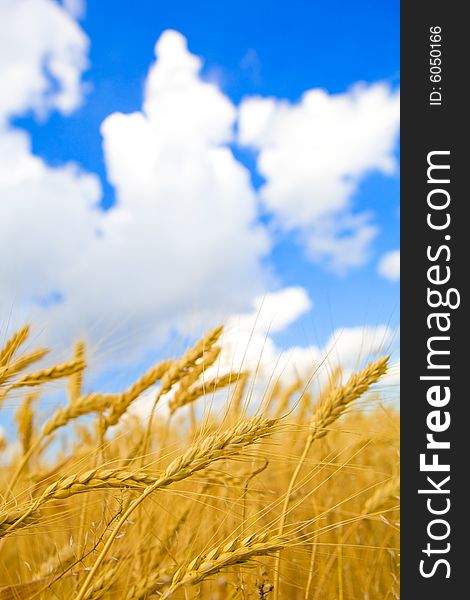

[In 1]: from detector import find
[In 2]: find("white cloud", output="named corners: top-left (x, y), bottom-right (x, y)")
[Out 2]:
top-left (0, 28), bottom-right (269, 355)
top-left (378, 249), bottom-right (400, 281)
top-left (0, 131), bottom-right (101, 301)
top-left (0, 0), bottom-right (88, 123)
top-left (321, 325), bottom-right (394, 370)
top-left (0, 0), bottom-right (98, 333)
top-left (141, 31), bottom-right (236, 146)
top-left (274, 324), bottom-right (395, 389)
top-left (90, 30), bottom-right (269, 345)
top-left (234, 286), bottom-right (312, 336)
top-left (217, 287), bottom-right (313, 378)
top-left (238, 83), bottom-right (400, 272)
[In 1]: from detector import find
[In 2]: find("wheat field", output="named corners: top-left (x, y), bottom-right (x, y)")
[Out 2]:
top-left (0, 325), bottom-right (399, 599)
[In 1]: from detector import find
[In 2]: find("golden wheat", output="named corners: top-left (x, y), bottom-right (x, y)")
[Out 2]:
top-left (272, 356), bottom-right (390, 600)
top-left (0, 324), bottom-right (399, 599)
top-left (0, 325), bottom-right (30, 367)
top-left (163, 531), bottom-right (289, 598)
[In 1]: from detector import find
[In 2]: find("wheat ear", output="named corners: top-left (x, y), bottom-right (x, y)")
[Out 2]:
top-left (169, 371), bottom-right (243, 415)
top-left (0, 507), bottom-right (40, 535)
top-left (75, 414), bottom-right (279, 600)
top-left (2, 467), bottom-right (167, 536)
top-left (297, 366), bottom-right (342, 425)
top-left (7, 356), bottom-right (90, 489)
top-left (2, 357), bottom-right (85, 395)
top-left (35, 543), bottom-right (76, 579)
top-left (6, 391), bottom-right (115, 492)
top-left (272, 356), bottom-right (389, 600)
top-left (159, 325), bottom-right (223, 396)
top-left (175, 346), bottom-right (221, 392)
top-left (162, 531), bottom-right (288, 599)
top-left (0, 349), bottom-right (49, 406)
top-left (0, 577), bottom-right (53, 600)
top-left (14, 392), bottom-right (38, 457)
top-left (68, 340), bottom-right (86, 403)
top-left (103, 359), bottom-right (172, 430)
top-left (42, 393), bottom-right (111, 437)
top-left (125, 571), bottom-right (171, 600)
top-left (363, 475), bottom-right (400, 515)
top-left (80, 561), bottom-right (120, 600)
top-left (141, 325), bottom-right (223, 457)
top-left (0, 325), bottom-right (30, 367)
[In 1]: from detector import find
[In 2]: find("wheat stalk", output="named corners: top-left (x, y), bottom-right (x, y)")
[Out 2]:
top-left (231, 371), bottom-right (249, 416)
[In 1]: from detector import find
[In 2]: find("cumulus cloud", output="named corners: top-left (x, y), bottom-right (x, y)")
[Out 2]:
top-left (0, 0), bottom-right (88, 123)
top-left (92, 31), bottom-right (269, 344)
top-left (214, 287), bottom-right (394, 388)
top-left (238, 83), bottom-right (400, 272)
top-left (0, 0), bottom-right (99, 330)
top-left (0, 130), bottom-right (101, 304)
top-left (378, 249), bottom-right (400, 281)
top-left (0, 9), bottom-right (400, 381)
top-left (0, 26), bottom-right (269, 355)
top-left (217, 287), bottom-right (313, 378)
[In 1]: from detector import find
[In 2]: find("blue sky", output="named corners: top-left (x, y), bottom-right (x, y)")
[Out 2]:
top-left (16, 0), bottom-right (400, 207)
top-left (0, 0), bottom-right (400, 400)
